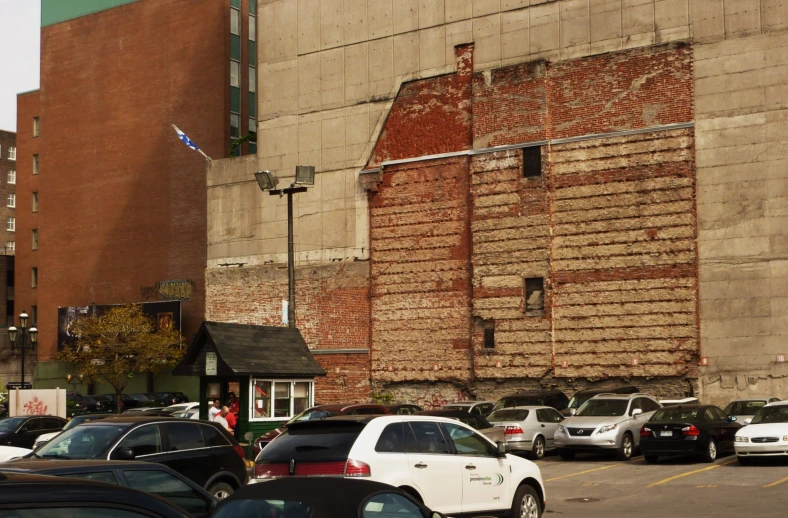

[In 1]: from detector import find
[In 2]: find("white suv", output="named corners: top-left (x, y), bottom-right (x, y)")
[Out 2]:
top-left (253, 415), bottom-right (546, 517)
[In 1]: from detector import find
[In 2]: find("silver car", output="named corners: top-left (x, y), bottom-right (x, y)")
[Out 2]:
top-left (441, 401), bottom-right (495, 417)
top-left (724, 397), bottom-right (781, 425)
top-left (487, 406), bottom-right (564, 459)
top-left (554, 393), bottom-right (662, 461)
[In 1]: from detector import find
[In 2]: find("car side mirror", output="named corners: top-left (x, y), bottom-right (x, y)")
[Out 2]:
top-left (631, 408), bottom-right (643, 417)
top-left (729, 416), bottom-right (737, 422)
top-left (112, 447), bottom-right (135, 460)
top-left (496, 441), bottom-right (510, 457)
top-left (744, 418), bottom-right (752, 425)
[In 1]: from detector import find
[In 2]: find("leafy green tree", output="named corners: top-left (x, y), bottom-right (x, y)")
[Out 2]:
top-left (58, 305), bottom-right (185, 414)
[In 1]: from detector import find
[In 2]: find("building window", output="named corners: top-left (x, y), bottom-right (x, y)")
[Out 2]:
top-left (525, 277), bottom-right (545, 316)
top-left (230, 113), bottom-right (240, 138)
top-left (6, 194), bottom-right (14, 208)
top-left (230, 7), bottom-right (240, 35)
top-left (32, 229), bottom-right (38, 250)
top-left (33, 154), bottom-right (39, 174)
top-left (249, 66), bottom-right (256, 93)
top-left (5, 241), bottom-right (14, 253)
top-left (31, 267), bottom-right (38, 288)
top-left (8, 146), bottom-right (16, 161)
top-left (31, 305), bottom-right (37, 326)
top-left (249, 14), bottom-right (256, 41)
top-left (32, 192), bottom-right (38, 212)
top-left (251, 379), bottom-right (314, 421)
top-left (483, 322), bottom-right (495, 349)
top-left (523, 146), bottom-right (541, 178)
top-left (230, 60), bottom-right (240, 88)
top-left (249, 118), bottom-right (256, 137)
top-left (7, 170), bottom-right (15, 184)
top-left (6, 217), bottom-right (14, 232)
top-left (33, 117), bottom-right (40, 137)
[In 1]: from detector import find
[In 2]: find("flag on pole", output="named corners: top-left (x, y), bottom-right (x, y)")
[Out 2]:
top-left (171, 124), bottom-right (211, 161)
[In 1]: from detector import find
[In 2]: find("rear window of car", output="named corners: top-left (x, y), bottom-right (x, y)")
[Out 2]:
top-left (724, 400), bottom-right (767, 415)
top-left (488, 409), bottom-right (529, 421)
top-left (651, 408), bottom-right (700, 422)
top-left (261, 423), bottom-right (365, 461)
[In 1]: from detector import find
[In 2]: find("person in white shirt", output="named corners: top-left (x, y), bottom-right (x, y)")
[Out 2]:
top-left (208, 400), bottom-right (221, 422)
top-left (214, 412), bottom-right (230, 431)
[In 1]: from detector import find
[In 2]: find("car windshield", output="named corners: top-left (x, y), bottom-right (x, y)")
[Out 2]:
top-left (567, 394), bottom-right (591, 410)
top-left (33, 424), bottom-right (129, 459)
top-left (289, 409), bottom-right (339, 423)
top-left (576, 399), bottom-right (628, 417)
top-left (750, 406), bottom-right (788, 425)
top-left (62, 415), bottom-right (105, 431)
top-left (488, 409), bottom-right (529, 421)
top-left (214, 500), bottom-right (312, 518)
top-left (651, 408), bottom-right (700, 422)
top-left (724, 400), bottom-right (767, 416)
top-left (0, 417), bottom-right (26, 432)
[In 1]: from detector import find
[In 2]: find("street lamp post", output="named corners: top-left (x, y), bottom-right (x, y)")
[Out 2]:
top-left (255, 166), bottom-right (315, 329)
top-left (8, 310), bottom-right (38, 388)
top-left (65, 373), bottom-right (85, 393)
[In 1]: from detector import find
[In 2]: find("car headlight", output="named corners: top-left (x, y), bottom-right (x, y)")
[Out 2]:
top-left (597, 424), bottom-right (617, 435)
top-left (735, 436), bottom-right (749, 443)
top-left (557, 425), bottom-right (565, 433)
top-left (783, 436), bottom-right (788, 442)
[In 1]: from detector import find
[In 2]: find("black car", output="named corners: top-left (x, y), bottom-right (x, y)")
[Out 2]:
top-left (16, 416), bottom-right (248, 499)
top-left (0, 471), bottom-right (190, 518)
top-left (33, 413), bottom-right (113, 449)
top-left (0, 460), bottom-right (217, 517)
top-left (562, 385), bottom-right (639, 416)
top-left (639, 404), bottom-right (741, 463)
top-left (213, 477), bottom-right (446, 518)
top-left (385, 404), bottom-right (423, 415)
top-left (74, 394), bottom-right (113, 414)
top-left (492, 390), bottom-right (570, 412)
top-left (0, 415), bottom-right (67, 448)
top-left (130, 393), bottom-right (156, 406)
top-left (99, 393), bottom-right (144, 411)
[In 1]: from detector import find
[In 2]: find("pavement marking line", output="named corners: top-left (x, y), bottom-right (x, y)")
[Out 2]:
top-left (545, 464), bottom-right (619, 482)
top-left (763, 475), bottom-right (788, 488)
top-left (646, 458), bottom-right (738, 488)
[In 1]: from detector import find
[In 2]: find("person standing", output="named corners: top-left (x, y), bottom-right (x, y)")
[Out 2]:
top-left (222, 406), bottom-right (236, 434)
top-left (208, 400), bottom-right (221, 422)
top-left (227, 392), bottom-right (240, 416)
top-left (214, 410), bottom-right (230, 432)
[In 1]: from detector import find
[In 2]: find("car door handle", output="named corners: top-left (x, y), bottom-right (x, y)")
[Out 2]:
top-left (465, 464), bottom-right (476, 470)
top-left (541, 424), bottom-right (545, 428)
top-left (414, 462), bottom-right (428, 469)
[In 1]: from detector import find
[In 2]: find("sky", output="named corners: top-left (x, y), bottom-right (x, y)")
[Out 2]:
top-left (0, 0), bottom-right (41, 132)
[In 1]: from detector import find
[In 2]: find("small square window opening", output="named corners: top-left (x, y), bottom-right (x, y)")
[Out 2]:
top-left (525, 277), bottom-right (545, 316)
top-left (31, 267), bottom-right (38, 288)
top-left (483, 324), bottom-right (495, 349)
top-left (523, 146), bottom-right (542, 178)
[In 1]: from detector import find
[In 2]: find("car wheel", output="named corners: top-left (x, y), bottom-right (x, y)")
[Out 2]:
top-left (615, 433), bottom-right (633, 461)
top-left (737, 455), bottom-right (751, 466)
top-left (644, 454), bottom-right (659, 464)
top-left (701, 439), bottom-right (717, 463)
top-left (510, 484), bottom-right (541, 518)
top-left (558, 449), bottom-right (575, 461)
top-left (530, 436), bottom-right (545, 460)
top-left (208, 482), bottom-right (234, 500)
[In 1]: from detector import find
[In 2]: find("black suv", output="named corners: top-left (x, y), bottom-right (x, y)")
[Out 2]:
top-left (16, 416), bottom-right (247, 499)
top-left (0, 415), bottom-right (67, 448)
top-left (562, 385), bottom-right (640, 416)
top-left (492, 390), bottom-right (570, 412)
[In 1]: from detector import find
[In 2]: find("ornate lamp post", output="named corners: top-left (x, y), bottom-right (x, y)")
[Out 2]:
top-left (65, 373), bottom-right (85, 393)
top-left (8, 310), bottom-right (38, 388)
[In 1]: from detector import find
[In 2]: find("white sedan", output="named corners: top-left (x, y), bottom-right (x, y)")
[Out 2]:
top-left (734, 401), bottom-right (788, 465)
top-left (0, 445), bottom-right (31, 462)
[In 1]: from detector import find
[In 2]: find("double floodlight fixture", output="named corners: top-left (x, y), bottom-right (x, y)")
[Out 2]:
top-left (255, 166), bottom-right (315, 192)
top-left (255, 170), bottom-right (279, 191)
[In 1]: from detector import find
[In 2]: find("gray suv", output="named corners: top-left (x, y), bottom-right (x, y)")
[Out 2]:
top-left (553, 393), bottom-right (662, 461)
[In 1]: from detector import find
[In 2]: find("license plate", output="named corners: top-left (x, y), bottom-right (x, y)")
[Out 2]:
top-left (660, 431), bottom-right (673, 437)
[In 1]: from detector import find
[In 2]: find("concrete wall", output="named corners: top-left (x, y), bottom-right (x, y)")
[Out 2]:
top-left (695, 31), bottom-right (788, 405)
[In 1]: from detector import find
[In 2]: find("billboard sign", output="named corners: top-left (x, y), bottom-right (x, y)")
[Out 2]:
top-left (57, 301), bottom-right (181, 351)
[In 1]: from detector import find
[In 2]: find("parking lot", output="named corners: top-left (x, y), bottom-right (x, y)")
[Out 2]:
top-left (537, 452), bottom-right (788, 517)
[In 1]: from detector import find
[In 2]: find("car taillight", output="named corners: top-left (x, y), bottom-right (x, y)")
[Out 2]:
top-left (505, 426), bottom-right (524, 435)
top-left (682, 425), bottom-right (700, 436)
top-left (255, 463), bottom-right (289, 479)
top-left (295, 461), bottom-right (346, 476)
top-left (640, 427), bottom-right (651, 437)
top-left (172, 399), bottom-right (177, 404)
top-left (233, 445), bottom-right (246, 459)
top-left (345, 459), bottom-right (371, 477)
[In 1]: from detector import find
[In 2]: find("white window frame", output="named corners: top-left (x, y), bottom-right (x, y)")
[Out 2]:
top-left (33, 117), bottom-right (39, 137)
top-left (230, 7), bottom-right (240, 35)
top-left (7, 194), bottom-right (15, 208)
top-left (6, 217), bottom-right (14, 232)
top-left (31, 267), bottom-right (38, 288)
top-left (7, 170), bottom-right (15, 184)
top-left (249, 378), bottom-right (314, 422)
top-left (9, 147), bottom-right (16, 161)
top-left (33, 154), bottom-right (38, 174)
top-left (32, 192), bottom-right (38, 212)
top-left (5, 241), bottom-right (14, 253)
top-left (249, 14), bottom-right (256, 41)
top-left (230, 60), bottom-right (240, 88)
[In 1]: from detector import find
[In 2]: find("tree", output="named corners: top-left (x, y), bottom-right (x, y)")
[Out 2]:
top-left (58, 305), bottom-right (185, 414)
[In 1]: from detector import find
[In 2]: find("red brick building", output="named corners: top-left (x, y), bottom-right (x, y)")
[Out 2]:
top-left (16, 0), bottom-right (257, 392)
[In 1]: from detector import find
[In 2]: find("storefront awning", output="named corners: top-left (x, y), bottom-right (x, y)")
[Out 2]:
top-left (173, 321), bottom-right (326, 378)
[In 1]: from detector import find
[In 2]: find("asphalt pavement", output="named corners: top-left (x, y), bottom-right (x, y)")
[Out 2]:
top-left (534, 451), bottom-right (788, 517)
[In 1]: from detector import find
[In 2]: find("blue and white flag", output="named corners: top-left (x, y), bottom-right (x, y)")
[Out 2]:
top-left (171, 124), bottom-right (211, 161)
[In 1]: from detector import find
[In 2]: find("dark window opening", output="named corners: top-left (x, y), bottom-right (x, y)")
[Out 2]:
top-left (523, 146), bottom-right (542, 178)
top-left (483, 324), bottom-right (495, 349)
top-left (525, 277), bottom-right (544, 316)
